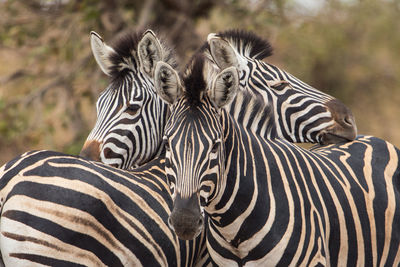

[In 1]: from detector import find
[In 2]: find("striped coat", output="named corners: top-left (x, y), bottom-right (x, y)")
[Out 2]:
top-left (159, 54), bottom-right (400, 266)
top-left (0, 150), bottom-right (209, 266)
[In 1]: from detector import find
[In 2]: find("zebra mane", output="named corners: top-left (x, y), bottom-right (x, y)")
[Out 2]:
top-left (108, 29), bottom-right (177, 82)
top-left (217, 29), bottom-right (273, 60)
top-left (200, 29), bottom-right (273, 60)
top-left (182, 53), bottom-right (207, 107)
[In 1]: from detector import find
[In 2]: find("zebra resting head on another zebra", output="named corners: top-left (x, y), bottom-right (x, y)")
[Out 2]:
top-left (80, 29), bottom-right (177, 169)
top-left (80, 29), bottom-right (358, 171)
top-left (158, 54), bottom-right (400, 266)
top-left (204, 30), bottom-right (357, 144)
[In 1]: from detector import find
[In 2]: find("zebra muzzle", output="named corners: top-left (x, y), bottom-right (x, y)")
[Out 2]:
top-left (322, 99), bottom-right (357, 144)
top-left (168, 193), bottom-right (204, 240)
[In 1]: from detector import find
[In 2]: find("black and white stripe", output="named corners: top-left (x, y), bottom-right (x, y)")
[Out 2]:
top-left (82, 30), bottom-right (357, 170)
top-left (80, 30), bottom-right (176, 169)
top-left (164, 55), bottom-right (400, 266)
top-left (0, 150), bottom-right (210, 266)
top-left (0, 31), bottom-right (360, 266)
top-left (205, 30), bottom-right (357, 144)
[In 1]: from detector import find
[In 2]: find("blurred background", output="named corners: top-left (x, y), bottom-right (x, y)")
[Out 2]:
top-left (0, 0), bottom-right (399, 165)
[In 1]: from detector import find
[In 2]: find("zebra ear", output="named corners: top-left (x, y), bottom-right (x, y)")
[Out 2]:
top-left (138, 30), bottom-right (163, 76)
top-left (90, 31), bottom-right (116, 76)
top-left (154, 61), bottom-right (183, 105)
top-left (208, 34), bottom-right (239, 69)
top-left (209, 66), bottom-right (239, 108)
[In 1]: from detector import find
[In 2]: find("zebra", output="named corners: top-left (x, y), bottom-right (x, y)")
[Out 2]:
top-left (157, 54), bottom-right (400, 266)
top-left (80, 30), bottom-right (357, 169)
top-left (0, 29), bottom-right (362, 266)
top-left (203, 29), bottom-right (357, 144)
top-left (79, 29), bottom-right (176, 169)
top-left (0, 150), bottom-right (210, 266)
top-left (0, 29), bottom-right (213, 267)
top-left (0, 30), bottom-right (361, 266)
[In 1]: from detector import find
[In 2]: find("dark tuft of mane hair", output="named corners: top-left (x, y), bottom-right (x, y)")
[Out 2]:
top-left (182, 54), bottom-right (207, 107)
top-left (110, 29), bottom-right (145, 60)
top-left (106, 30), bottom-right (144, 80)
top-left (106, 29), bottom-right (177, 83)
top-left (200, 29), bottom-right (273, 60)
top-left (217, 29), bottom-right (273, 59)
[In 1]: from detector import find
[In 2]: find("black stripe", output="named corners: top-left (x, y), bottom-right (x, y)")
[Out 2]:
top-left (4, 210), bottom-right (123, 266)
top-left (7, 177), bottom-right (174, 266)
top-left (1, 151), bottom-right (61, 191)
top-left (10, 253), bottom-right (86, 267)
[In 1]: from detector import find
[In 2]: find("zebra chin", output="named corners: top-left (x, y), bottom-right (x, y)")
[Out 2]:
top-left (320, 131), bottom-right (357, 145)
top-left (319, 121), bottom-right (357, 145)
top-left (168, 193), bottom-right (204, 240)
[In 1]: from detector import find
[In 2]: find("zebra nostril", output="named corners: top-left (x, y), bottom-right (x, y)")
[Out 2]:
top-left (343, 116), bottom-right (353, 127)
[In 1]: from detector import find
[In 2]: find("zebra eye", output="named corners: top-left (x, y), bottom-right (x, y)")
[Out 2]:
top-left (271, 81), bottom-right (290, 91)
top-left (239, 70), bottom-right (246, 80)
top-left (126, 103), bottom-right (141, 114)
top-left (211, 141), bottom-right (220, 153)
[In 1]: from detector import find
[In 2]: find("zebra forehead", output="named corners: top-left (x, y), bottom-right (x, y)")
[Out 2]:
top-left (166, 100), bottom-right (221, 138)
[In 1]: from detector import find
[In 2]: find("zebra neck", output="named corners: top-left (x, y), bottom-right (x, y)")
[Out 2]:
top-left (226, 89), bottom-right (276, 140)
top-left (207, 112), bottom-right (284, 249)
top-left (211, 111), bottom-right (270, 208)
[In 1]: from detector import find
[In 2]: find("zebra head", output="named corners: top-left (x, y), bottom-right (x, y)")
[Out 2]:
top-left (205, 30), bottom-right (357, 145)
top-left (79, 30), bottom-right (176, 169)
top-left (154, 55), bottom-right (237, 240)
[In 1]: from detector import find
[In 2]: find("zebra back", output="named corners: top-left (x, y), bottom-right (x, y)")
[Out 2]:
top-left (0, 150), bottom-right (210, 266)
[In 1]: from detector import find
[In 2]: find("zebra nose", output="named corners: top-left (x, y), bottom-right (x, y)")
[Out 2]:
top-left (197, 216), bottom-right (204, 228)
top-left (79, 140), bottom-right (101, 161)
top-left (169, 193), bottom-right (204, 240)
top-left (168, 210), bottom-right (204, 240)
top-left (323, 99), bottom-right (357, 144)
